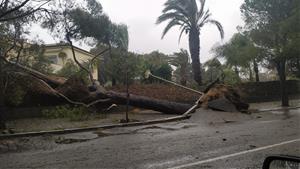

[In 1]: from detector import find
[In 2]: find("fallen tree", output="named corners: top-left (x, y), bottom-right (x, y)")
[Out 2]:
top-left (199, 84), bottom-right (249, 112)
top-left (2, 62), bottom-right (192, 115)
top-left (2, 58), bottom-right (248, 116)
top-left (94, 91), bottom-right (191, 114)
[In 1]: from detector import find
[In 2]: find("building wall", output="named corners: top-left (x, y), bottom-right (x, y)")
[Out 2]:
top-left (43, 46), bottom-right (98, 80)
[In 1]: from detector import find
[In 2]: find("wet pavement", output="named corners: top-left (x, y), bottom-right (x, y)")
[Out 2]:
top-left (0, 108), bottom-right (299, 168)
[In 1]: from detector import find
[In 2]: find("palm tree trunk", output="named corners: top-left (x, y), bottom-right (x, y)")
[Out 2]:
top-left (189, 28), bottom-right (202, 85)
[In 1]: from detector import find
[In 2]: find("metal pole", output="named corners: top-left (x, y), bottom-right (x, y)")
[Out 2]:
top-left (125, 54), bottom-right (129, 123)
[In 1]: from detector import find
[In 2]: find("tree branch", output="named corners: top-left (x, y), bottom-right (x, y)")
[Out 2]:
top-left (89, 47), bottom-right (109, 74)
top-left (0, 1), bottom-right (50, 22)
top-left (11, 71), bottom-right (111, 107)
top-left (0, 0), bottom-right (30, 19)
top-left (65, 33), bottom-right (95, 84)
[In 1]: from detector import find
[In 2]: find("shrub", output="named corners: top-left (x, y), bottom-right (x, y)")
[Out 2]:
top-left (223, 68), bottom-right (241, 85)
top-left (57, 60), bottom-right (90, 84)
top-left (5, 83), bottom-right (27, 107)
top-left (42, 105), bottom-right (89, 121)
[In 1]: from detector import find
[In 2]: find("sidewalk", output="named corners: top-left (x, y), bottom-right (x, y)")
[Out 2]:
top-left (249, 99), bottom-right (300, 111)
top-left (4, 110), bottom-right (174, 134)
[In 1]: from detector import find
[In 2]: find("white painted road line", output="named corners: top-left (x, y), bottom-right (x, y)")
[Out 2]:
top-left (168, 138), bottom-right (300, 169)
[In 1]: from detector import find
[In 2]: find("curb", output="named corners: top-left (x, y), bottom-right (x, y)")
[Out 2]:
top-left (258, 106), bottom-right (300, 112)
top-left (0, 114), bottom-right (192, 139)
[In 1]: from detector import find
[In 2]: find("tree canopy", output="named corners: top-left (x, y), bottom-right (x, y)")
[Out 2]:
top-left (240, 0), bottom-right (300, 106)
top-left (157, 0), bottom-right (224, 85)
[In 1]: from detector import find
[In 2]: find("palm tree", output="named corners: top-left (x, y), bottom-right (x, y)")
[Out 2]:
top-left (157, 0), bottom-right (224, 85)
top-left (170, 49), bottom-right (191, 85)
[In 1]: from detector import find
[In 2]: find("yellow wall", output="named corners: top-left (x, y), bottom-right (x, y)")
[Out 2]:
top-left (43, 46), bottom-right (98, 80)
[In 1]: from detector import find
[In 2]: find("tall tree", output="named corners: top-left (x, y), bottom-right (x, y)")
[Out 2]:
top-left (157, 0), bottom-right (224, 85)
top-left (0, 0), bottom-right (51, 129)
top-left (241, 0), bottom-right (300, 106)
top-left (203, 57), bottom-right (222, 83)
top-left (212, 33), bottom-right (261, 82)
top-left (170, 49), bottom-right (191, 85)
top-left (67, 3), bottom-right (129, 85)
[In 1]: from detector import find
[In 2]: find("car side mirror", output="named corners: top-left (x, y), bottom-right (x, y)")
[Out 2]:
top-left (263, 155), bottom-right (300, 169)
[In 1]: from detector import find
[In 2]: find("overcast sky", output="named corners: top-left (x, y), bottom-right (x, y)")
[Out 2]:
top-left (31, 0), bottom-right (244, 63)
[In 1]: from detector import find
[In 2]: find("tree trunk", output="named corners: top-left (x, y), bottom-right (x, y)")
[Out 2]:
top-left (98, 62), bottom-right (105, 85)
top-left (0, 56), bottom-right (6, 130)
top-left (276, 59), bottom-right (289, 107)
top-left (296, 57), bottom-right (300, 78)
top-left (112, 78), bottom-right (116, 86)
top-left (189, 28), bottom-right (202, 85)
top-left (95, 91), bottom-right (192, 115)
top-left (253, 59), bottom-right (259, 82)
top-left (66, 34), bottom-right (94, 84)
top-left (2, 61), bottom-right (191, 115)
top-left (249, 65), bottom-right (253, 81)
top-left (234, 65), bottom-right (240, 80)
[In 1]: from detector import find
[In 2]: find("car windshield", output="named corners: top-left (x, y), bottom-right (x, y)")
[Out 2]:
top-left (0, 0), bottom-right (299, 168)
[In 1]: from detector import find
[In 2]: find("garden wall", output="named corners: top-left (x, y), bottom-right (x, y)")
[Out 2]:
top-left (238, 80), bottom-right (300, 103)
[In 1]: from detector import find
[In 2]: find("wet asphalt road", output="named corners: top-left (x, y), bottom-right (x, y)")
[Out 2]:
top-left (0, 108), bottom-right (299, 169)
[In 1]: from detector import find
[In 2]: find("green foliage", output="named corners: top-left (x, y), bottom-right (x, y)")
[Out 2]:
top-left (213, 33), bottom-right (257, 67)
top-left (45, 0), bottom-right (129, 51)
top-left (223, 68), bottom-right (241, 85)
top-left (212, 32), bottom-right (262, 81)
top-left (57, 59), bottom-right (89, 83)
top-left (5, 84), bottom-right (26, 107)
top-left (93, 48), bottom-right (174, 85)
top-left (157, 0), bottom-right (224, 85)
top-left (104, 49), bottom-right (142, 84)
top-left (170, 49), bottom-right (191, 85)
top-left (203, 58), bottom-right (223, 83)
top-left (141, 51), bottom-right (173, 83)
top-left (153, 63), bottom-right (173, 81)
top-left (287, 57), bottom-right (300, 78)
top-left (68, 7), bottom-right (111, 42)
top-left (241, 0), bottom-right (299, 106)
top-left (0, 0), bottom-right (50, 23)
top-left (241, 0), bottom-right (299, 61)
top-left (156, 0), bottom-right (224, 41)
top-left (109, 23), bottom-right (129, 50)
top-left (29, 46), bottom-right (54, 74)
top-left (42, 105), bottom-right (89, 121)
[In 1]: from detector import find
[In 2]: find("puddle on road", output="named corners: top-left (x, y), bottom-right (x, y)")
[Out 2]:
top-left (270, 109), bottom-right (300, 120)
top-left (55, 132), bottom-right (99, 144)
top-left (135, 126), bottom-right (177, 134)
top-left (135, 123), bottom-right (198, 134)
top-left (54, 123), bottom-right (198, 144)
